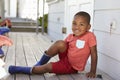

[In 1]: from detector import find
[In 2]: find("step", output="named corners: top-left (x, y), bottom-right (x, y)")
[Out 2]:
top-left (10, 26), bottom-right (42, 32)
top-left (9, 17), bottom-right (37, 26)
top-left (11, 21), bottom-right (37, 26)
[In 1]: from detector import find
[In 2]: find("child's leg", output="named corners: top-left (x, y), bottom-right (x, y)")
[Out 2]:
top-left (9, 40), bottom-right (67, 74)
top-left (32, 63), bottom-right (52, 74)
top-left (34, 40), bottom-right (67, 66)
top-left (34, 52), bottom-right (51, 66)
top-left (9, 63), bottom-right (52, 74)
top-left (9, 66), bottom-right (32, 74)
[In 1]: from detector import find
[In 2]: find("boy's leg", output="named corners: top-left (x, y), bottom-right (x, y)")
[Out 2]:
top-left (34, 52), bottom-right (51, 66)
top-left (9, 63), bottom-right (52, 74)
top-left (9, 40), bottom-right (67, 74)
top-left (9, 66), bottom-right (32, 74)
top-left (32, 63), bottom-right (52, 74)
top-left (34, 40), bottom-right (67, 66)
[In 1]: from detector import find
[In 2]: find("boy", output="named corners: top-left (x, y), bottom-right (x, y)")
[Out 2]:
top-left (9, 11), bottom-right (97, 78)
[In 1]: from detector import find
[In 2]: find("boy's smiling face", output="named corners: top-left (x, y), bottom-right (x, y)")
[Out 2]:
top-left (72, 15), bottom-right (91, 37)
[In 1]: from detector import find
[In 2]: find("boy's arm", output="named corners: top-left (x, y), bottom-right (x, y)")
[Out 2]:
top-left (86, 45), bottom-right (97, 78)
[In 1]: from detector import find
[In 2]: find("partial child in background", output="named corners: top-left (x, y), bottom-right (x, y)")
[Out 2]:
top-left (0, 35), bottom-right (13, 58)
top-left (0, 16), bottom-right (12, 37)
top-left (0, 16), bottom-right (12, 28)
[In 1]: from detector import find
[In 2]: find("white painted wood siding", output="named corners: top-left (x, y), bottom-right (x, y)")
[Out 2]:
top-left (47, 0), bottom-right (64, 41)
top-left (94, 0), bottom-right (120, 80)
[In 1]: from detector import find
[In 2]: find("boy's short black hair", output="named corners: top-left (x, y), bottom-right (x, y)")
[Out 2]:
top-left (74, 11), bottom-right (91, 24)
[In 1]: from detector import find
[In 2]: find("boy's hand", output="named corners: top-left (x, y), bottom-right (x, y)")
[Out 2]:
top-left (86, 72), bottom-right (96, 78)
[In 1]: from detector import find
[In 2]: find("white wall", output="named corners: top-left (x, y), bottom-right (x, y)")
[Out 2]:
top-left (94, 0), bottom-right (120, 79)
top-left (47, 0), bottom-right (65, 41)
top-left (11, 0), bottom-right (17, 17)
top-left (18, 0), bottom-right (48, 20)
top-left (4, 0), bottom-right (47, 20)
top-left (5, 0), bottom-right (37, 18)
top-left (18, 0), bottom-right (37, 20)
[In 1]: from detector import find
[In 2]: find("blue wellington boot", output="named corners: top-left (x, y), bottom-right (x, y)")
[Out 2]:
top-left (34, 53), bottom-right (51, 66)
top-left (8, 66), bottom-right (32, 74)
top-left (0, 48), bottom-right (4, 58)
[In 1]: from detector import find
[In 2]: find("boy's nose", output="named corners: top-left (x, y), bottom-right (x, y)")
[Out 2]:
top-left (75, 25), bottom-right (80, 29)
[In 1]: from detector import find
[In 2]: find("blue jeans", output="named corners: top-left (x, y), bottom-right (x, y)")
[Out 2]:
top-left (0, 27), bottom-right (10, 35)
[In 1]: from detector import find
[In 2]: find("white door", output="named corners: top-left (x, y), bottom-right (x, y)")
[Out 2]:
top-left (64, 0), bottom-right (94, 38)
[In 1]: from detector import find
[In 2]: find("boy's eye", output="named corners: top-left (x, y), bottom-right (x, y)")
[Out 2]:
top-left (72, 22), bottom-right (86, 27)
top-left (80, 24), bottom-right (84, 26)
top-left (72, 22), bottom-right (76, 25)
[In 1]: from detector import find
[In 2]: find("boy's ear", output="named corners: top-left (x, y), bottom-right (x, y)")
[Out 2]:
top-left (87, 24), bottom-right (91, 31)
